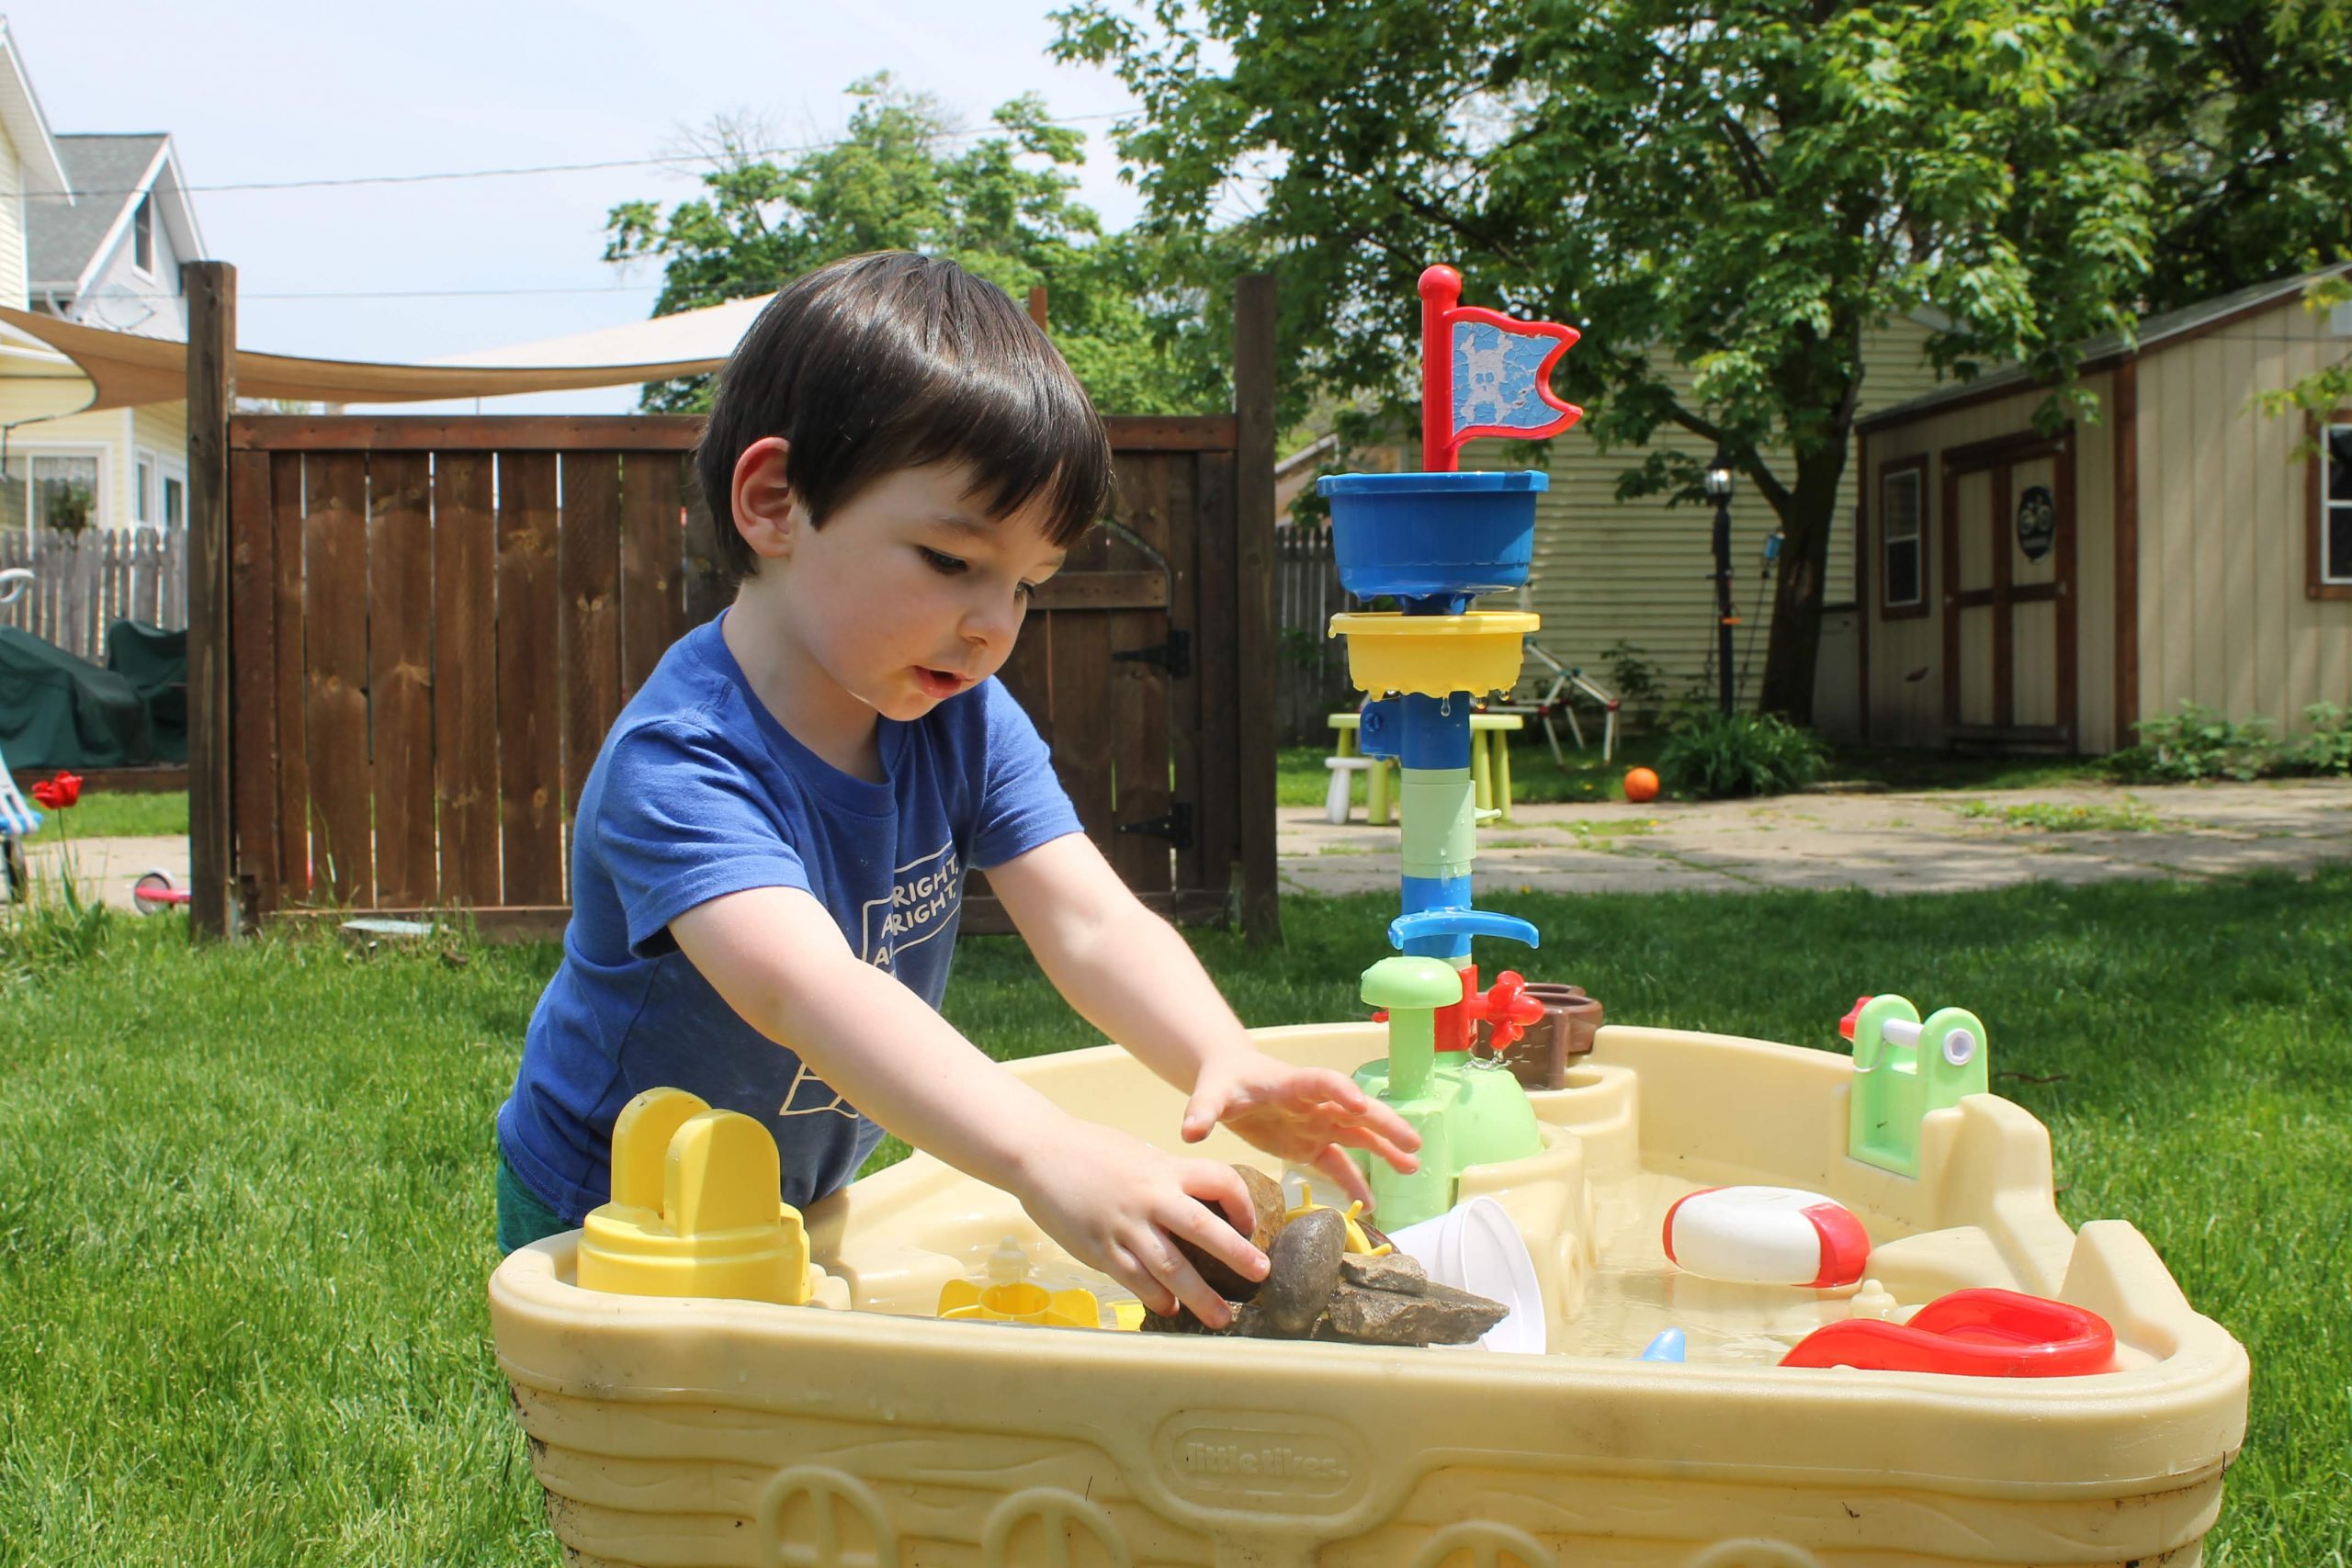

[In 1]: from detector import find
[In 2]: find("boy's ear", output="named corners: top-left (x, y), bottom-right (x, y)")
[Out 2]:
top-left (731, 437), bottom-right (801, 561)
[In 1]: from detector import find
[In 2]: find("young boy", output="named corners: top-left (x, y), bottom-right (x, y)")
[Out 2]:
top-left (495, 253), bottom-right (1417, 1326)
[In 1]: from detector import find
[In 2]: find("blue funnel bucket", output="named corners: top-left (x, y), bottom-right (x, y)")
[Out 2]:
top-left (1318, 471), bottom-right (1545, 603)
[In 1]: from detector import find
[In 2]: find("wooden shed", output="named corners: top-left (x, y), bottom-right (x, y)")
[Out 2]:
top-left (1852, 268), bottom-right (2352, 752)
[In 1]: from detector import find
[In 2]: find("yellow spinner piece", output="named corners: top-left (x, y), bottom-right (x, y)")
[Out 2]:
top-left (575, 1087), bottom-right (813, 1305)
top-left (1283, 1186), bottom-right (1395, 1257)
top-left (936, 1236), bottom-right (1106, 1328)
top-left (1328, 610), bottom-right (1539, 698)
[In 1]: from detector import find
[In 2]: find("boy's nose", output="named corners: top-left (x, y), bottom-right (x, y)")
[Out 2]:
top-left (962, 591), bottom-right (1023, 652)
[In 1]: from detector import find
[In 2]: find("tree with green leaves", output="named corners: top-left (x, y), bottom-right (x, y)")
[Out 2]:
top-left (2091, 0), bottom-right (2349, 319)
top-left (605, 76), bottom-right (1225, 416)
top-left (1056, 0), bottom-right (2164, 720)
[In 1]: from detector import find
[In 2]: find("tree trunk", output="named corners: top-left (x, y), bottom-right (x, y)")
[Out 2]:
top-left (1757, 437), bottom-right (1852, 723)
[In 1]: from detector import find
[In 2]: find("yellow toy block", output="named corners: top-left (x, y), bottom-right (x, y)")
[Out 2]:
top-left (574, 1087), bottom-right (813, 1305)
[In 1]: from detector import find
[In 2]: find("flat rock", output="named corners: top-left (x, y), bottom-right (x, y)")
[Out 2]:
top-left (1320, 1277), bottom-right (1508, 1347)
top-left (1339, 1251), bottom-right (1430, 1294)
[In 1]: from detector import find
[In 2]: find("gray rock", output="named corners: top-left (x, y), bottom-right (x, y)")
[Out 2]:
top-left (1255, 1210), bottom-right (1347, 1337)
top-left (1339, 1251), bottom-right (1430, 1294)
top-left (1320, 1277), bottom-right (1509, 1347)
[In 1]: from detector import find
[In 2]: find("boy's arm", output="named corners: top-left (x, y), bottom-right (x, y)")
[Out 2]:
top-left (668, 886), bottom-right (1267, 1324)
top-left (982, 834), bottom-right (1419, 1205)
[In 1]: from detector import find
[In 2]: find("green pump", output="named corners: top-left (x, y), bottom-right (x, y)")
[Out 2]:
top-left (1351, 955), bottom-right (1546, 1229)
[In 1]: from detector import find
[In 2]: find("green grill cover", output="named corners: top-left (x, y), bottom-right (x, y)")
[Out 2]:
top-left (105, 620), bottom-right (187, 763)
top-left (0, 626), bottom-right (153, 769)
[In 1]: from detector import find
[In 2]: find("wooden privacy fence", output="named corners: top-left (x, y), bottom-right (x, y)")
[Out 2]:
top-left (226, 418), bottom-right (710, 931)
top-left (194, 266), bottom-right (1277, 942)
top-left (0, 524), bottom-right (187, 660)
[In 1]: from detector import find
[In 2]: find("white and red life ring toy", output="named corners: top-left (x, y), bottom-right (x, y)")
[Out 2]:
top-left (1663, 1185), bottom-right (1871, 1289)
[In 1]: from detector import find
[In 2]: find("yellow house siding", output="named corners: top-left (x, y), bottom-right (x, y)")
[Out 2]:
top-left (2137, 299), bottom-right (2352, 735)
top-left (1860, 373), bottom-right (2120, 750)
top-left (1464, 315), bottom-right (1945, 712)
top-left (0, 119), bottom-right (23, 309)
top-left (0, 400), bottom-right (139, 530)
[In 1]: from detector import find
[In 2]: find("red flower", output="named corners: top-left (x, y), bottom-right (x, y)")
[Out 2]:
top-left (30, 771), bottom-right (82, 810)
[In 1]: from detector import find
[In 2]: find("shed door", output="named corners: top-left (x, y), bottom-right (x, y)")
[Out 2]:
top-left (1942, 434), bottom-right (2075, 747)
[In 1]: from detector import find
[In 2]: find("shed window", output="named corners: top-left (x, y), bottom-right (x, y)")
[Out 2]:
top-left (1880, 462), bottom-right (1926, 615)
top-left (133, 194), bottom-right (154, 274)
top-left (2328, 423), bottom-right (2352, 585)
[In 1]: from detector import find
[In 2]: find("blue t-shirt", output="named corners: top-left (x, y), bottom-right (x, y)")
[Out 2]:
top-left (496, 615), bottom-right (1081, 1224)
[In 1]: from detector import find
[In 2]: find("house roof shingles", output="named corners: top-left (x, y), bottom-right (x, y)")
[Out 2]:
top-left (1858, 265), bottom-right (2351, 433)
top-left (28, 133), bottom-right (167, 292)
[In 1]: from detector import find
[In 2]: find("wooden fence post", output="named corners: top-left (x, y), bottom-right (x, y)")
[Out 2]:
top-left (185, 260), bottom-right (235, 941)
top-left (1233, 273), bottom-right (1281, 942)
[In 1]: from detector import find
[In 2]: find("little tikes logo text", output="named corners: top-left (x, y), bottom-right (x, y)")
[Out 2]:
top-left (1154, 1415), bottom-right (1364, 1513)
top-left (1177, 1439), bottom-right (1348, 1483)
top-left (860, 841), bottom-right (960, 971)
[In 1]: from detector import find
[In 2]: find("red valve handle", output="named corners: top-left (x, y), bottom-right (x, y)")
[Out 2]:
top-left (1838, 995), bottom-right (1873, 1042)
top-left (1480, 970), bottom-right (1545, 1055)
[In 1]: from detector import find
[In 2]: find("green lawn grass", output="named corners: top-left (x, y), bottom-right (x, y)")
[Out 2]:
top-left (3, 874), bottom-right (2346, 1565)
top-left (16, 787), bottom-right (190, 843)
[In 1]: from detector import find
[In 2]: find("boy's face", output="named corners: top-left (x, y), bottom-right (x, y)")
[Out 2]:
top-left (767, 458), bottom-right (1069, 723)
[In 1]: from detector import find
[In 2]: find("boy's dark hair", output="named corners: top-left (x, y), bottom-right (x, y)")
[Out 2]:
top-left (695, 252), bottom-right (1112, 580)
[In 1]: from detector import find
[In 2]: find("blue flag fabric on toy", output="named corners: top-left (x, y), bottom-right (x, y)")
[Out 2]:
top-left (1453, 318), bottom-right (1568, 435)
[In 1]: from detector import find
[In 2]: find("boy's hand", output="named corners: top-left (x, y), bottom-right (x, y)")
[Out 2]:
top-left (1014, 1121), bottom-right (1269, 1326)
top-left (1180, 1050), bottom-right (1422, 1212)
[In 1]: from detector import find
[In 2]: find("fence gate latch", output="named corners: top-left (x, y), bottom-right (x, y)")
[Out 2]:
top-left (1112, 629), bottom-right (1192, 679)
top-left (1116, 802), bottom-right (1194, 851)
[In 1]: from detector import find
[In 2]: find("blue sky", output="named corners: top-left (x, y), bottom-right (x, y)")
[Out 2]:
top-left (15, 0), bottom-right (1147, 412)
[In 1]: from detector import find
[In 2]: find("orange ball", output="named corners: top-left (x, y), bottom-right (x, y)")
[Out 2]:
top-left (1623, 766), bottom-right (1661, 803)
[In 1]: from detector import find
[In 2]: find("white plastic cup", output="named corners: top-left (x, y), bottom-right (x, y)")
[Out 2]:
top-left (1386, 1196), bottom-right (1546, 1353)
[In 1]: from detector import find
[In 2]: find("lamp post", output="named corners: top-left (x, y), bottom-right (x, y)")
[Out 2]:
top-left (1704, 447), bottom-right (1736, 714)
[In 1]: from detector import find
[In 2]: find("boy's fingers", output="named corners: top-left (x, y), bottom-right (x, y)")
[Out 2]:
top-left (1326, 1121), bottom-right (1421, 1173)
top-left (1179, 1082), bottom-right (1227, 1143)
top-left (1167, 1177), bottom-right (1268, 1284)
top-left (1183, 1158), bottom-right (1262, 1240)
top-left (1284, 1067), bottom-right (1371, 1111)
top-left (1141, 1231), bottom-right (1234, 1327)
top-left (1311, 1143), bottom-right (1376, 1209)
top-left (1349, 1094), bottom-right (1422, 1151)
top-left (1108, 1242), bottom-right (1177, 1318)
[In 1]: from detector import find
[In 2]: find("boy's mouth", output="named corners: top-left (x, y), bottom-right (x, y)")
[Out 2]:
top-left (913, 667), bottom-right (969, 700)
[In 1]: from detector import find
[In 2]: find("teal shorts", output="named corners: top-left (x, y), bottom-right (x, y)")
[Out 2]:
top-left (495, 1148), bottom-right (570, 1255)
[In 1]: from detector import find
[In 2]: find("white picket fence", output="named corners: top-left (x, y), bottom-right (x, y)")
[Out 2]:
top-left (0, 525), bottom-right (187, 662)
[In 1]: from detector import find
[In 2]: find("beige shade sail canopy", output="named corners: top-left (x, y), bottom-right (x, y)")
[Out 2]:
top-left (0, 292), bottom-right (777, 412)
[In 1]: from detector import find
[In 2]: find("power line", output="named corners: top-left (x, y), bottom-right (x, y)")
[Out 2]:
top-left (242, 284), bottom-right (665, 301)
top-left (47, 112), bottom-right (1130, 202)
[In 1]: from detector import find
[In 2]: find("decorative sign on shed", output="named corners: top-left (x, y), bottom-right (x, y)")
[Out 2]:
top-left (2016, 484), bottom-right (2057, 563)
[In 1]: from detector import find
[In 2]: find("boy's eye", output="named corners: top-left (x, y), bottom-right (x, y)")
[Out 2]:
top-left (1014, 581), bottom-right (1036, 600)
top-left (919, 547), bottom-right (967, 576)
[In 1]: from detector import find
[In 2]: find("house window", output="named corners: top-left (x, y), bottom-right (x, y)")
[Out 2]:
top-left (2312, 416), bottom-right (2352, 600)
top-left (133, 193), bottom-right (154, 275)
top-left (164, 473), bottom-right (186, 530)
top-left (1879, 457), bottom-right (1928, 617)
top-left (136, 455), bottom-right (156, 525)
top-left (31, 455), bottom-right (100, 534)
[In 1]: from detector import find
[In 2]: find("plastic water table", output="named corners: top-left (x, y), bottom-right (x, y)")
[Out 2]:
top-left (491, 1021), bottom-right (2248, 1567)
top-left (488, 265), bottom-right (2246, 1567)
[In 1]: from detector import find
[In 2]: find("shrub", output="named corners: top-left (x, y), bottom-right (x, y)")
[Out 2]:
top-left (1657, 709), bottom-right (1826, 799)
top-left (2282, 703), bottom-right (2352, 776)
top-left (2106, 702), bottom-right (2279, 782)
